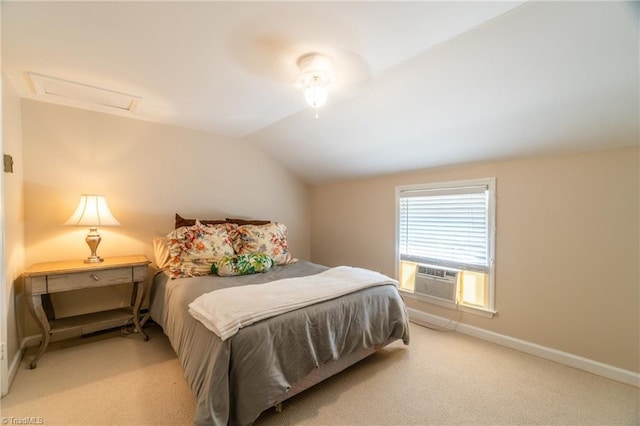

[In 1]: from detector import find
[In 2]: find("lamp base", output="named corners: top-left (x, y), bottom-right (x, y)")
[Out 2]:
top-left (85, 228), bottom-right (104, 264)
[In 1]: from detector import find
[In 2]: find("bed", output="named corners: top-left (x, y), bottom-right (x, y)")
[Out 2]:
top-left (148, 217), bottom-right (410, 425)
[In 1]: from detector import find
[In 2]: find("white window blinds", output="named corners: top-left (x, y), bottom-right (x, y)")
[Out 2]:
top-left (398, 184), bottom-right (490, 272)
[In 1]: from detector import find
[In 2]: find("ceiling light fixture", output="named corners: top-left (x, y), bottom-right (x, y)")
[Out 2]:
top-left (295, 53), bottom-right (335, 118)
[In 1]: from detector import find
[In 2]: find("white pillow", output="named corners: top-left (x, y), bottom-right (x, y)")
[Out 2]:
top-left (153, 237), bottom-right (172, 269)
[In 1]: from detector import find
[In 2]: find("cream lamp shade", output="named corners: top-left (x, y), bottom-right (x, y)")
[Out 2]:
top-left (65, 194), bottom-right (120, 263)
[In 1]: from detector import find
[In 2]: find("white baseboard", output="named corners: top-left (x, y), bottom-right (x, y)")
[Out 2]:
top-left (14, 316), bottom-right (640, 389)
top-left (2, 344), bottom-right (24, 396)
top-left (407, 307), bottom-right (640, 388)
top-left (22, 334), bottom-right (41, 348)
top-left (4, 335), bottom-right (44, 395)
top-left (2, 336), bottom-right (42, 396)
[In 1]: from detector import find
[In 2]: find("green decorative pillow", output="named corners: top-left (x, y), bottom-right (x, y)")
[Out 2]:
top-left (211, 253), bottom-right (274, 277)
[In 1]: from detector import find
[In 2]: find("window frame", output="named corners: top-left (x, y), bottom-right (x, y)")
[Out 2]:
top-left (395, 177), bottom-right (497, 317)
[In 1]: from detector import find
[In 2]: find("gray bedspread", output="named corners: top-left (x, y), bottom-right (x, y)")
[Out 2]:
top-left (149, 260), bottom-right (410, 425)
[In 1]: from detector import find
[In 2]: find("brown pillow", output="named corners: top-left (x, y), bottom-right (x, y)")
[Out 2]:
top-left (225, 218), bottom-right (271, 225)
top-left (175, 213), bottom-right (226, 229)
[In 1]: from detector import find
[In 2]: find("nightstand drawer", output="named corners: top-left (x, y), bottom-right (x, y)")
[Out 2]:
top-left (47, 267), bottom-right (133, 293)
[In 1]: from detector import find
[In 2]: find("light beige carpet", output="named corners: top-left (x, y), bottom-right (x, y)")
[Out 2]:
top-left (1, 322), bottom-right (638, 425)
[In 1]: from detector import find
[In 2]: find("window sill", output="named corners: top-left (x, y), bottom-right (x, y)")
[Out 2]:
top-left (457, 304), bottom-right (497, 319)
top-left (399, 289), bottom-right (497, 319)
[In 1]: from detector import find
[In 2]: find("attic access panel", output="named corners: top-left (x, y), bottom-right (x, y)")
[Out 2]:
top-left (29, 72), bottom-right (141, 112)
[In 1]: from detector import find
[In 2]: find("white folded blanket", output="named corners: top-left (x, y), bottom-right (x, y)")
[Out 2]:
top-left (188, 266), bottom-right (398, 340)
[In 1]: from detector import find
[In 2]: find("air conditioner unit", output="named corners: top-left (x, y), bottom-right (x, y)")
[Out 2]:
top-left (414, 264), bottom-right (459, 304)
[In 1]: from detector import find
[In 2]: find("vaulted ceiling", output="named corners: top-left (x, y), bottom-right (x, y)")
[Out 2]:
top-left (3, 1), bottom-right (638, 184)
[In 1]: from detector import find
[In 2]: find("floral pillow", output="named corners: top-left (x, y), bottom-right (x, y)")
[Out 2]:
top-left (230, 222), bottom-right (296, 265)
top-left (167, 220), bottom-right (235, 278)
top-left (211, 253), bottom-right (274, 277)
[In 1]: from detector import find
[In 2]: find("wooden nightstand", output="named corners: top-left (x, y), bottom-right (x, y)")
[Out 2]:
top-left (23, 254), bottom-right (151, 368)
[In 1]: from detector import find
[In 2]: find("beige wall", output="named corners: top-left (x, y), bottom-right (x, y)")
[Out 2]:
top-left (10, 96), bottom-right (639, 376)
top-left (311, 146), bottom-right (639, 373)
top-left (21, 100), bottom-right (310, 325)
top-left (2, 72), bottom-right (26, 379)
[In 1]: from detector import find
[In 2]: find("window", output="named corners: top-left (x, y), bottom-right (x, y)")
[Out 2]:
top-left (396, 178), bottom-right (496, 316)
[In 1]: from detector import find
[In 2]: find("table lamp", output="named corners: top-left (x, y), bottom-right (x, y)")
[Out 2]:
top-left (65, 194), bottom-right (120, 263)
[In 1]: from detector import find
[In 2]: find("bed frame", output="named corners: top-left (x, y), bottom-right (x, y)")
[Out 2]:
top-left (272, 341), bottom-right (391, 412)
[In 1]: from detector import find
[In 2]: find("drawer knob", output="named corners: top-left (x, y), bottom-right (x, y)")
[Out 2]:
top-left (91, 274), bottom-right (100, 281)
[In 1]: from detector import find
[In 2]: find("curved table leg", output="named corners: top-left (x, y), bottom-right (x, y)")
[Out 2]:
top-left (26, 294), bottom-right (51, 369)
top-left (132, 281), bottom-right (148, 341)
